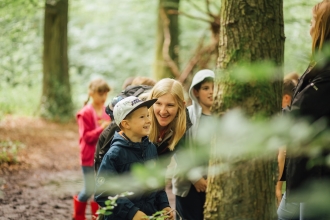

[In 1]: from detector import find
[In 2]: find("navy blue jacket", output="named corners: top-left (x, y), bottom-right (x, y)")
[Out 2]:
top-left (94, 131), bottom-right (170, 220)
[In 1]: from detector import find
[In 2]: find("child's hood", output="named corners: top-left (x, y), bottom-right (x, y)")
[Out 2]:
top-left (189, 69), bottom-right (215, 104)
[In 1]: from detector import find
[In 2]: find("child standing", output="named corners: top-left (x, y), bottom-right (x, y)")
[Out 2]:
top-left (95, 96), bottom-right (173, 220)
top-left (173, 69), bottom-right (215, 220)
top-left (74, 78), bottom-right (111, 220)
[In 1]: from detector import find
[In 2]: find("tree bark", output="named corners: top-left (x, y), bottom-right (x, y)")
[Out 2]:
top-left (41, 0), bottom-right (72, 121)
top-left (153, 0), bottom-right (180, 80)
top-left (205, 0), bottom-right (284, 219)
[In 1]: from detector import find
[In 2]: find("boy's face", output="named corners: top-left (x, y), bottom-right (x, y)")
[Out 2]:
top-left (193, 81), bottom-right (214, 109)
top-left (124, 106), bottom-right (151, 138)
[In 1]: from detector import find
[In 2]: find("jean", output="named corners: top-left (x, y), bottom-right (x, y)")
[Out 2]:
top-left (278, 193), bottom-right (330, 220)
top-left (277, 193), bottom-right (300, 220)
top-left (78, 166), bottom-right (95, 202)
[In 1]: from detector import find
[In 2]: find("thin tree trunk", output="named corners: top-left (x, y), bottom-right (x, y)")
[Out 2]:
top-left (205, 0), bottom-right (284, 219)
top-left (153, 0), bottom-right (180, 80)
top-left (41, 0), bottom-right (72, 121)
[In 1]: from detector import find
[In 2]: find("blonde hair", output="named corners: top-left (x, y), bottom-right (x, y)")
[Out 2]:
top-left (131, 76), bottom-right (157, 87)
top-left (311, 0), bottom-right (330, 57)
top-left (148, 78), bottom-right (186, 151)
top-left (84, 78), bottom-right (111, 106)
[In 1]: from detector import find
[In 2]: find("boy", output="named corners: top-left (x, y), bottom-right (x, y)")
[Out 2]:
top-left (94, 96), bottom-right (172, 220)
top-left (172, 69), bottom-right (215, 220)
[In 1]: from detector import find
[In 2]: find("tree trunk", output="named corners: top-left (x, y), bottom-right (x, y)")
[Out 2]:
top-left (153, 0), bottom-right (180, 80)
top-left (205, 0), bottom-right (284, 219)
top-left (41, 0), bottom-right (72, 121)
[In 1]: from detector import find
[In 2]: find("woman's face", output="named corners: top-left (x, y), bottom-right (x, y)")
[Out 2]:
top-left (310, 11), bottom-right (316, 37)
top-left (153, 93), bottom-right (179, 129)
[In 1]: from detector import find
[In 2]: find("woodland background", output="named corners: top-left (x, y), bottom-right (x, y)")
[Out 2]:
top-left (0, 0), bottom-right (318, 119)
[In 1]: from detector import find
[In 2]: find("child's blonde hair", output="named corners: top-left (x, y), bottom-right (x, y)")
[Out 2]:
top-left (84, 78), bottom-right (111, 106)
top-left (148, 78), bottom-right (186, 151)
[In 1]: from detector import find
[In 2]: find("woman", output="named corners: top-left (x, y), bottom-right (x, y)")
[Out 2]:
top-left (278, 1), bottom-right (330, 219)
top-left (148, 78), bottom-right (190, 160)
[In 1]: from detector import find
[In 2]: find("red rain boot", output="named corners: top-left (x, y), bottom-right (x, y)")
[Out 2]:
top-left (73, 195), bottom-right (87, 220)
top-left (90, 200), bottom-right (99, 220)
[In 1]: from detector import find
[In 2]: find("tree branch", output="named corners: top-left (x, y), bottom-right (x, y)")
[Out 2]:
top-left (178, 31), bottom-right (218, 83)
top-left (167, 9), bottom-right (213, 23)
top-left (160, 8), bottom-right (181, 79)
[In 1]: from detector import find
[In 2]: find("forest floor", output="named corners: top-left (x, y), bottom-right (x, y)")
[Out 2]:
top-left (0, 115), bottom-right (174, 220)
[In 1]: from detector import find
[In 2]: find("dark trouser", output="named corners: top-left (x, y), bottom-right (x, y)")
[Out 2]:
top-left (176, 184), bottom-right (205, 220)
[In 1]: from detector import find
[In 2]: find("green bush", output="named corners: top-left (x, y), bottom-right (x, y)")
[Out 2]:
top-left (0, 140), bottom-right (25, 165)
top-left (0, 83), bottom-right (41, 119)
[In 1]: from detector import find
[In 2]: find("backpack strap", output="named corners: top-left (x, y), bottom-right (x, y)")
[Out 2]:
top-left (101, 122), bottom-right (119, 150)
top-left (132, 88), bottom-right (145, 97)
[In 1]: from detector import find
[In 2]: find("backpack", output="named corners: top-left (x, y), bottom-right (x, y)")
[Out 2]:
top-left (94, 85), bottom-right (153, 173)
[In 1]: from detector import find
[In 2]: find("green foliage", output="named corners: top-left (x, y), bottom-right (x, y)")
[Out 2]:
top-left (0, 140), bottom-right (25, 164)
top-left (283, 0), bottom-right (320, 74)
top-left (0, 0), bottom-right (43, 88)
top-left (0, 0), bottom-right (324, 117)
top-left (0, 83), bottom-right (41, 119)
top-left (97, 191), bottom-right (176, 220)
top-left (96, 191), bottom-right (133, 217)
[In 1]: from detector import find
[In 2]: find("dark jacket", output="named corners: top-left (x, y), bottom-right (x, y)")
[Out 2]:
top-left (94, 132), bottom-right (169, 220)
top-left (284, 62), bottom-right (330, 200)
top-left (94, 121), bottom-right (119, 172)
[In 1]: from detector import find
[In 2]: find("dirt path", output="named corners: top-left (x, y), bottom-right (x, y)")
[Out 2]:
top-left (0, 116), bottom-right (174, 220)
top-left (0, 116), bottom-right (83, 220)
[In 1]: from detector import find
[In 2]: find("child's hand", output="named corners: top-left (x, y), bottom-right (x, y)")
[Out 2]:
top-left (132, 210), bottom-right (148, 220)
top-left (162, 207), bottom-right (174, 220)
top-left (100, 120), bottom-right (111, 129)
top-left (193, 177), bottom-right (207, 192)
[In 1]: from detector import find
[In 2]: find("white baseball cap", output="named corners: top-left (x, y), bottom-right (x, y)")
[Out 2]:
top-left (113, 96), bottom-right (157, 126)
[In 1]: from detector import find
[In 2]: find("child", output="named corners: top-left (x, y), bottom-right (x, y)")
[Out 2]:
top-left (276, 74), bottom-right (299, 209)
top-left (94, 96), bottom-right (173, 220)
top-left (74, 78), bottom-right (111, 220)
top-left (173, 69), bottom-right (215, 220)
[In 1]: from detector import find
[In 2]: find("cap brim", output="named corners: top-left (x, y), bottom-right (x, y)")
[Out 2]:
top-left (126, 98), bottom-right (157, 116)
